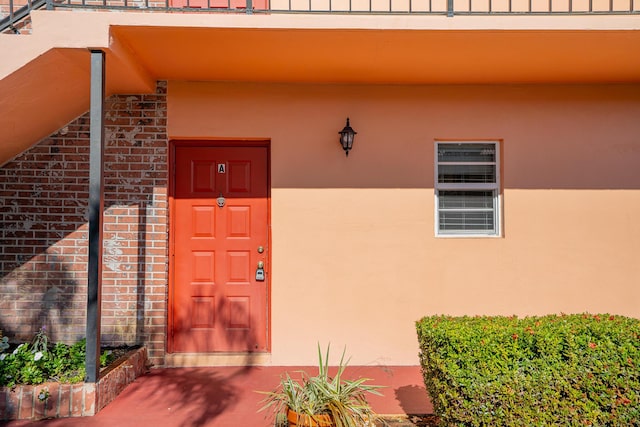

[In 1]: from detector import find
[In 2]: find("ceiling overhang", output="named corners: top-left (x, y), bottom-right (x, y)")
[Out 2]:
top-left (110, 25), bottom-right (640, 87)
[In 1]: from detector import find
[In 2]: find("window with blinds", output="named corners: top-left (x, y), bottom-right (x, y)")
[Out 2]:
top-left (435, 142), bottom-right (500, 236)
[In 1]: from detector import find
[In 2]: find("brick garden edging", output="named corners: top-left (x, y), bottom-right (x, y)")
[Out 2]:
top-left (0, 347), bottom-right (148, 421)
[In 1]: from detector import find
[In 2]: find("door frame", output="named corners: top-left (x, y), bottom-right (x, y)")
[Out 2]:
top-left (167, 139), bottom-right (271, 354)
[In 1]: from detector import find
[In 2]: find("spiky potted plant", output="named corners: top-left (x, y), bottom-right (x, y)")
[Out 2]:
top-left (258, 344), bottom-right (384, 427)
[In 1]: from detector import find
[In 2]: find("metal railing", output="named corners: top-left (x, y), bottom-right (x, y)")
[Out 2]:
top-left (1, 0), bottom-right (46, 33)
top-left (2, 0), bottom-right (639, 34)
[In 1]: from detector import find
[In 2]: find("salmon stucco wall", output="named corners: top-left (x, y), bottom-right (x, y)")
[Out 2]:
top-left (168, 81), bottom-right (640, 366)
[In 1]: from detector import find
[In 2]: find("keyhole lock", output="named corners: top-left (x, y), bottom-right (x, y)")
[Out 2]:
top-left (257, 246), bottom-right (264, 254)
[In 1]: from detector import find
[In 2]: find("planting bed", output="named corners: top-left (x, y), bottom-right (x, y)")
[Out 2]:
top-left (0, 347), bottom-right (148, 421)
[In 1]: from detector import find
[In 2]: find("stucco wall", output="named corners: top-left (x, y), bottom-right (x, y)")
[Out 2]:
top-left (169, 81), bottom-right (640, 365)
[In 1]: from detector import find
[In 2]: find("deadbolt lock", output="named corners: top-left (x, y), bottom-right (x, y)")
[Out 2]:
top-left (216, 193), bottom-right (225, 208)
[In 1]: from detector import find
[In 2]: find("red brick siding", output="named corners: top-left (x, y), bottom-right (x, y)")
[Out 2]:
top-left (0, 82), bottom-right (168, 367)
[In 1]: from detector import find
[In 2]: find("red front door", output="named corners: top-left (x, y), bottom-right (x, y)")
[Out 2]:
top-left (171, 145), bottom-right (268, 353)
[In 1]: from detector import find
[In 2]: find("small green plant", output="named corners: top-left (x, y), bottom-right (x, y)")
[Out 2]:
top-left (32, 327), bottom-right (49, 354)
top-left (258, 344), bottom-right (384, 427)
top-left (0, 328), bottom-right (115, 387)
top-left (37, 387), bottom-right (50, 402)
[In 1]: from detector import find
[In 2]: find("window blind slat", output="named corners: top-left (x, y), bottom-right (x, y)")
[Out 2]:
top-left (438, 190), bottom-right (494, 209)
top-left (438, 164), bottom-right (496, 184)
top-left (437, 143), bottom-right (496, 163)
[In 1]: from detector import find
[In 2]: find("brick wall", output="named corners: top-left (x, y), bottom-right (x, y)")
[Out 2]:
top-left (0, 82), bottom-right (168, 367)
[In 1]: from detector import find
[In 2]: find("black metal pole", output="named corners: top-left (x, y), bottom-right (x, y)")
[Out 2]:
top-left (86, 49), bottom-right (105, 384)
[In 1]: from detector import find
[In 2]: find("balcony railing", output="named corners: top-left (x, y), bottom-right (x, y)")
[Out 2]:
top-left (2, 0), bottom-right (639, 33)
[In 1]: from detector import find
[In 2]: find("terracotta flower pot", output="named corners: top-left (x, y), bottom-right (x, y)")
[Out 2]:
top-left (286, 408), bottom-right (333, 427)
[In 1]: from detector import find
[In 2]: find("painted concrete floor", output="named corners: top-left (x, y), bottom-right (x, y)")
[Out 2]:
top-left (2, 365), bottom-right (432, 427)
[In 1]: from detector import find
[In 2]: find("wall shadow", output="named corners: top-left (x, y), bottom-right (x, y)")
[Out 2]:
top-left (0, 197), bottom-right (158, 346)
top-left (395, 384), bottom-right (434, 415)
top-left (135, 203), bottom-right (147, 346)
top-left (181, 81), bottom-right (640, 191)
top-left (0, 255), bottom-right (80, 343)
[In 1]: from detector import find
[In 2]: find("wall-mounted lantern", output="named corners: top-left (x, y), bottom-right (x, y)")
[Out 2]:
top-left (338, 117), bottom-right (357, 157)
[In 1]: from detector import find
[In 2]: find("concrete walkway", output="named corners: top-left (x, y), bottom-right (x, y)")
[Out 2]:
top-left (1, 366), bottom-right (432, 427)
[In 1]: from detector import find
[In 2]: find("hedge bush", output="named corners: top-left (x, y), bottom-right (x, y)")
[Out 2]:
top-left (416, 314), bottom-right (640, 426)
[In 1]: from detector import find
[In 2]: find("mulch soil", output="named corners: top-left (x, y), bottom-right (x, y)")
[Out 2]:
top-left (380, 414), bottom-right (440, 426)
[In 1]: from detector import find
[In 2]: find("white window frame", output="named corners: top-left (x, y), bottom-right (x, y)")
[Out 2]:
top-left (434, 141), bottom-right (501, 237)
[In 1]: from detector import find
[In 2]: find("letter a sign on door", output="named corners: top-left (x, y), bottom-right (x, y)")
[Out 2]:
top-left (217, 163), bottom-right (226, 174)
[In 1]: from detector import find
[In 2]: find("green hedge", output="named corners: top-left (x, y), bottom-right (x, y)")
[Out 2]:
top-left (415, 314), bottom-right (640, 426)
